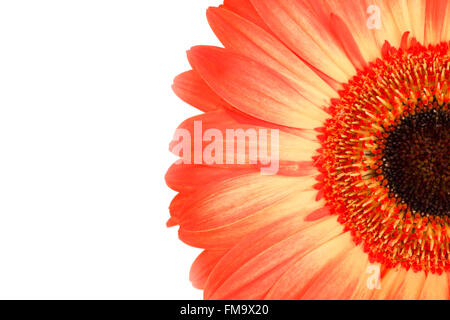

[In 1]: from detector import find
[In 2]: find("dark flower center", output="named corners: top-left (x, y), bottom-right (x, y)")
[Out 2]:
top-left (381, 106), bottom-right (449, 217)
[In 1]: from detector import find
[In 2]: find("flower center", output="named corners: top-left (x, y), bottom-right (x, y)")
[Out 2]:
top-left (315, 37), bottom-right (450, 273)
top-left (380, 108), bottom-right (449, 217)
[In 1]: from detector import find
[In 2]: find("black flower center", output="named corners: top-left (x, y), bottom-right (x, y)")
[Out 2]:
top-left (381, 106), bottom-right (449, 217)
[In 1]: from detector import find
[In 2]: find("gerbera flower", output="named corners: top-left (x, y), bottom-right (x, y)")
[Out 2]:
top-left (166, 0), bottom-right (450, 300)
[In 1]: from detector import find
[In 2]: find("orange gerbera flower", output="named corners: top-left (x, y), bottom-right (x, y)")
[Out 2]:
top-left (166, 0), bottom-right (450, 300)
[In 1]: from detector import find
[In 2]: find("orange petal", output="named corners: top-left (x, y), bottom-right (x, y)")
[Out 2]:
top-left (190, 250), bottom-right (227, 289)
top-left (299, 246), bottom-right (371, 300)
top-left (171, 173), bottom-right (318, 232)
top-left (390, 269), bottom-right (426, 300)
top-left (205, 216), bottom-right (342, 299)
top-left (188, 46), bottom-right (329, 129)
top-left (424, 0), bottom-right (450, 44)
top-left (441, 0), bottom-right (450, 41)
top-left (264, 232), bottom-right (355, 299)
top-left (250, 0), bottom-right (356, 83)
top-left (325, 0), bottom-right (380, 63)
top-left (365, 0), bottom-right (402, 48)
top-left (407, 0), bottom-right (427, 43)
top-left (371, 268), bottom-right (407, 300)
top-left (222, 0), bottom-right (272, 35)
top-left (166, 163), bottom-right (256, 193)
top-left (387, 1), bottom-right (415, 42)
top-left (179, 189), bottom-right (325, 250)
top-left (172, 70), bottom-right (231, 112)
top-left (169, 111), bottom-right (321, 167)
top-left (329, 13), bottom-right (368, 71)
top-left (419, 272), bottom-right (449, 300)
top-left (207, 7), bottom-right (336, 106)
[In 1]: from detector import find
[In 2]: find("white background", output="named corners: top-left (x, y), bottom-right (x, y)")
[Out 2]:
top-left (0, 0), bottom-right (222, 299)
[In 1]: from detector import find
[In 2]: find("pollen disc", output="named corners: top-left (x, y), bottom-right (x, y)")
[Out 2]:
top-left (317, 39), bottom-right (450, 273)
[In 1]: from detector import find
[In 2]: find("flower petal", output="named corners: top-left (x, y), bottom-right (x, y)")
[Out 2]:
top-left (179, 189), bottom-right (324, 250)
top-left (188, 46), bottom-right (329, 129)
top-left (190, 250), bottom-right (227, 289)
top-left (165, 163), bottom-right (256, 193)
top-left (264, 232), bottom-right (355, 299)
top-left (325, 0), bottom-right (381, 63)
top-left (207, 7), bottom-right (336, 106)
top-left (169, 111), bottom-right (321, 169)
top-left (222, 0), bottom-right (272, 34)
top-left (387, 0), bottom-right (415, 42)
top-left (250, 0), bottom-right (356, 83)
top-left (419, 272), bottom-right (449, 300)
top-left (366, 0), bottom-right (403, 48)
top-left (390, 269), bottom-right (426, 300)
top-left (329, 13), bottom-right (368, 71)
top-left (407, 0), bottom-right (427, 43)
top-left (299, 246), bottom-right (371, 300)
top-left (371, 268), bottom-right (407, 300)
top-left (205, 216), bottom-right (342, 299)
top-left (171, 173), bottom-right (317, 232)
top-left (424, 0), bottom-right (450, 44)
top-left (172, 70), bottom-right (231, 112)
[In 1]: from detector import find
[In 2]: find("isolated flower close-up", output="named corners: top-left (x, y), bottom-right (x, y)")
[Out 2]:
top-left (166, 0), bottom-right (450, 300)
